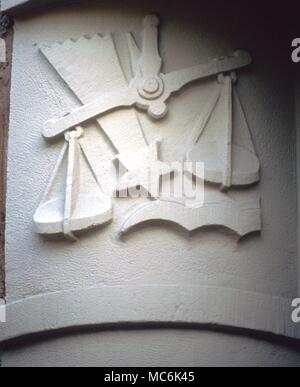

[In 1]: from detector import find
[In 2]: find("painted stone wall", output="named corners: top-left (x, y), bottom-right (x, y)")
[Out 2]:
top-left (0, 0), bottom-right (299, 366)
top-left (3, 329), bottom-right (300, 368)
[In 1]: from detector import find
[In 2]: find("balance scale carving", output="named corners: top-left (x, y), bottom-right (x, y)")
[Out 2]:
top-left (34, 14), bottom-right (261, 241)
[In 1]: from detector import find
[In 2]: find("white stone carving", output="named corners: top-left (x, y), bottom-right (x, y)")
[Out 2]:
top-left (1, 287), bottom-right (299, 343)
top-left (35, 14), bottom-right (261, 241)
top-left (42, 15), bottom-right (252, 139)
top-left (119, 195), bottom-right (261, 238)
top-left (117, 141), bottom-right (172, 198)
top-left (186, 73), bottom-right (260, 191)
top-left (34, 127), bottom-right (113, 240)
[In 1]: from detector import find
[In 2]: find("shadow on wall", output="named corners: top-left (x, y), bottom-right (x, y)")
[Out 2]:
top-left (2, 324), bottom-right (300, 367)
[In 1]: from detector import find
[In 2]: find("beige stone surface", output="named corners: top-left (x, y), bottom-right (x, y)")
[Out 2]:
top-left (3, 329), bottom-right (300, 367)
top-left (1, 0), bottom-right (299, 367)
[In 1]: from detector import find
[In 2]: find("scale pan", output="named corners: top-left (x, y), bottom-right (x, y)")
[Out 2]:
top-left (231, 144), bottom-right (260, 185)
top-left (34, 194), bottom-right (112, 236)
top-left (188, 141), bottom-right (260, 186)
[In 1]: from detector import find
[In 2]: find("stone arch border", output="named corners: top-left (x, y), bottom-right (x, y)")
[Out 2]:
top-left (1, 286), bottom-right (299, 345)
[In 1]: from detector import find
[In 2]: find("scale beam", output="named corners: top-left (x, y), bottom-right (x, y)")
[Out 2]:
top-left (42, 15), bottom-right (252, 139)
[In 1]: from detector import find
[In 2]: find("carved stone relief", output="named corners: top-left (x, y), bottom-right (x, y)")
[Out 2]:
top-left (34, 14), bottom-right (261, 241)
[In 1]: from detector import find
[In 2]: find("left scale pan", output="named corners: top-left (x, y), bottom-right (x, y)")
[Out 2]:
top-left (34, 127), bottom-right (113, 241)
